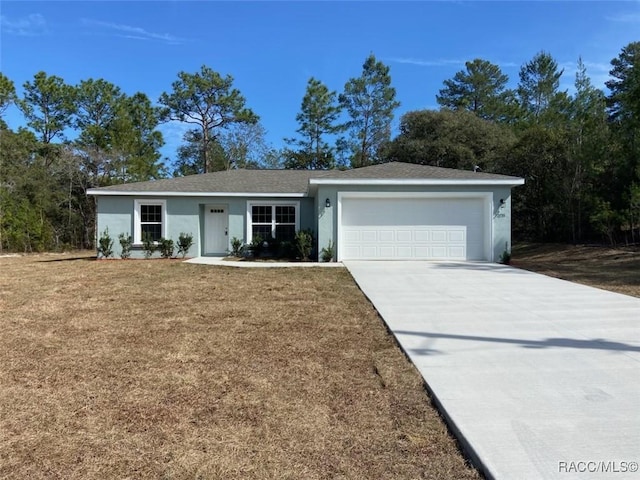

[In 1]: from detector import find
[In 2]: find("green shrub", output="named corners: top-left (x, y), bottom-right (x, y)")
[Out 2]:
top-left (159, 238), bottom-right (175, 259)
top-left (266, 236), bottom-right (280, 256)
top-left (295, 229), bottom-right (313, 261)
top-left (251, 235), bottom-right (264, 256)
top-left (118, 233), bottom-right (132, 259)
top-left (276, 240), bottom-right (293, 259)
top-left (142, 233), bottom-right (156, 259)
top-left (97, 228), bottom-right (114, 259)
top-left (320, 240), bottom-right (334, 262)
top-left (499, 249), bottom-right (511, 265)
top-left (230, 237), bottom-right (243, 257)
top-left (177, 232), bottom-right (194, 258)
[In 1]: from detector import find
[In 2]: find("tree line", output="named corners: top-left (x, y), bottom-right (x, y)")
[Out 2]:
top-left (280, 44), bottom-right (640, 245)
top-left (426, 45), bottom-right (639, 245)
top-left (0, 42), bottom-right (638, 252)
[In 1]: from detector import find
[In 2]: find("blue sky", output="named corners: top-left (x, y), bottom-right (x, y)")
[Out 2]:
top-left (1, 1), bottom-right (639, 165)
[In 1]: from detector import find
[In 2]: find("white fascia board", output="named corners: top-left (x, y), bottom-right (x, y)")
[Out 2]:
top-left (309, 178), bottom-right (525, 186)
top-left (86, 189), bottom-right (307, 197)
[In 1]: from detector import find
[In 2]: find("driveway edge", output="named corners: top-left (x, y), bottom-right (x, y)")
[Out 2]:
top-left (346, 266), bottom-right (493, 480)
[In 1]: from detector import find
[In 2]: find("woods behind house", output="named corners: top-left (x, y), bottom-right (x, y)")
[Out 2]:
top-left (1, 43), bottom-right (639, 252)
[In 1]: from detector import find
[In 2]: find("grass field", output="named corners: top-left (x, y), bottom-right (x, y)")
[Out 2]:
top-left (0, 253), bottom-right (480, 479)
top-left (511, 243), bottom-right (640, 298)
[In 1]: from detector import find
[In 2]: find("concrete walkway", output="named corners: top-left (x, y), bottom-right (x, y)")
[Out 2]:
top-left (185, 256), bottom-right (344, 268)
top-left (345, 261), bottom-right (640, 480)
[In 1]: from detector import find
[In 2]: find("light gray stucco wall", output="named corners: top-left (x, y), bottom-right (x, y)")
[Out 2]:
top-left (96, 187), bottom-right (514, 261)
top-left (95, 196), bottom-right (135, 255)
top-left (96, 196), bottom-right (201, 259)
top-left (316, 191), bottom-right (335, 261)
top-left (490, 186), bottom-right (513, 261)
top-left (96, 195), bottom-right (315, 259)
top-left (316, 184), bottom-right (515, 262)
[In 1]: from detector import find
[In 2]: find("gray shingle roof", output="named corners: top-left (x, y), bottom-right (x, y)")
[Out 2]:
top-left (317, 162), bottom-right (521, 180)
top-left (93, 169), bottom-right (331, 194)
top-left (89, 162), bottom-right (522, 195)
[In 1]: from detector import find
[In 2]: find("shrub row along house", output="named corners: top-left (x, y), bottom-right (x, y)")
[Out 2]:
top-left (87, 162), bottom-right (524, 261)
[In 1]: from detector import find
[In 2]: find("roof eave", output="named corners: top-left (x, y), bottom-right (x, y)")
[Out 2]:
top-left (86, 190), bottom-right (308, 197)
top-left (308, 178), bottom-right (525, 186)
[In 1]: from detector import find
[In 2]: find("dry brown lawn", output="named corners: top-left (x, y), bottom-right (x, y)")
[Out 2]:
top-left (512, 243), bottom-right (640, 298)
top-left (0, 253), bottom-right (480, 479)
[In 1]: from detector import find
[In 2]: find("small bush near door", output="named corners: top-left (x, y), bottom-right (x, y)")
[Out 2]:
top-left (159, 238), bottom-right (175, 259)
top-left (250, 235), bottom-right (265, 256)
top-left (234, 231), bottom-right (315, 261)
top-left (177, 232), bottom-right (194, 258)
top-left (277, 240), bottom-right (295, 259)
top-left (295, 229), bottom-right (314, 261)
top-left (320, 240), bottom-right (334, 262)
top-left (230, 237), bottom-right (243, 257)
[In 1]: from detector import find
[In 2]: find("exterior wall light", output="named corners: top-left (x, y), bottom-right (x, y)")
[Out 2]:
top-left (325, 198), bottom-right (331, 208)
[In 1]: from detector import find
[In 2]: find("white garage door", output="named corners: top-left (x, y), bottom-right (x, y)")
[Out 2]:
top-left (340, 197), bottom-right (487, 260)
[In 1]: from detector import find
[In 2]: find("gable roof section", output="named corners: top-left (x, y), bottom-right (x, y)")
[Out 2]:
top-left (309, 162), bottom-right (524, 186)
top-left (87, 162), bottom-right (523, 197)
top-left (88, 169), bottom-right (334, 196)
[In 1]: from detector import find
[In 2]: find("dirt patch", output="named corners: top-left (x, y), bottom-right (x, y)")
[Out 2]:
top-left (0, 253), bottom-right (480, 479)
top-left (511, 243), bottom-right (640, 297)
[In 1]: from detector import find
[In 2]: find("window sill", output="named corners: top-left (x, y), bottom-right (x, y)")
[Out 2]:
top-left (132, 243), bottom-right (160, 249)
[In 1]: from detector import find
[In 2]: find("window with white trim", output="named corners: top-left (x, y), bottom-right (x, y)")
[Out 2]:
top-left (134, 199), bottom-right (166, 244)
top-left (248, 202), bottom-right (298, 242)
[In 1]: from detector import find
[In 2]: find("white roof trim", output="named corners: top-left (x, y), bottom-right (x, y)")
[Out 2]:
top-left (309, 178), bottom-right (525, 186)
top-left (87, 176), bottom-right (525, 197)
top-left (86, 189), bottom-right (307, 197)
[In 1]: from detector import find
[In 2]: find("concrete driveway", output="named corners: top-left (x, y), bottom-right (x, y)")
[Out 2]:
top-left (345, 261), bottom-right (640, 480)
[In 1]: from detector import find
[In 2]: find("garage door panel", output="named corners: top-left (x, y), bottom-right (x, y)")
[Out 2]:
top-left (343, 246), bottom-right (361, 258)
top-left (397, 230), bottom-right (412, 242)
top-left (340, 197), bottom-right (487, 261)
top-left (431, 230), bottom-right (447, 242)
top-left (361, 230), bottom-right (377, 242)
top-left (379, 230), bottom-right (394, 242)
top-left (414, 230), bottom-right (429, 242)
top-left (431, 246), bottom-right (447, 258)
top-left (362, 246), bottom-right (377, 257)
top-left (448, 230), bottom-right (465, 242)
top-left (344, 230), bottom-right (360, 242)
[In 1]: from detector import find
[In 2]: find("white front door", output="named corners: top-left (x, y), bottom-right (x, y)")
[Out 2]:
top-left (204, 205), bottom-right (228, 254)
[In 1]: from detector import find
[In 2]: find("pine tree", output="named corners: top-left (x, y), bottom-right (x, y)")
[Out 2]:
top-left (339, 54), bottom-right (399, 168)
